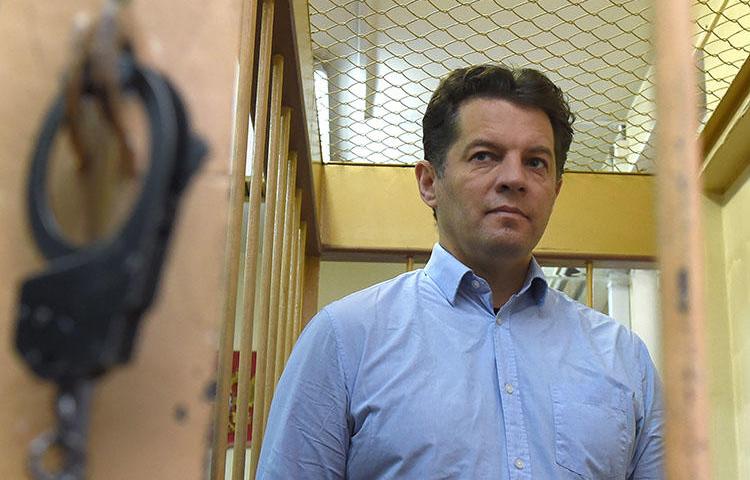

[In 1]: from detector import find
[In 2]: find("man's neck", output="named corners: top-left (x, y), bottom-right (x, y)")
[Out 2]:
top-left (472, 257), bottom-right (531, 309)
top-left (440, 243), bottom-right (531, 309)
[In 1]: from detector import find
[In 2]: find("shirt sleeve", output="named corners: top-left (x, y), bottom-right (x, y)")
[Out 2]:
top-left (628, 337), bottom-right (665, 479)
top-left (256, 308), bottom-right (350, 479)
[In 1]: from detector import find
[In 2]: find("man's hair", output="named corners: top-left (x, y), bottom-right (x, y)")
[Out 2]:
top-left (422, 64), bottom-right (574, 178)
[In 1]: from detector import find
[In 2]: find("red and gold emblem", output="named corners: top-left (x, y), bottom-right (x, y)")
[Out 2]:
top-left (227, 350), bottom-right (256, 445)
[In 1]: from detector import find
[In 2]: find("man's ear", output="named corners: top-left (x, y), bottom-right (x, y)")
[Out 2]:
top-left (415, 160), bottom-right (438, 209)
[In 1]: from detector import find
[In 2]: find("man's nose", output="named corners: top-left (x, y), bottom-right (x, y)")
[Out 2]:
top-left (494, 156), bottom-right (527, 193)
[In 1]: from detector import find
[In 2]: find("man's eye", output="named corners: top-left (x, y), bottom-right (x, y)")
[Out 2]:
top-left (471, 152), bottom-right (492, 162)
top-left (528, 158), bottom-right (547, 169)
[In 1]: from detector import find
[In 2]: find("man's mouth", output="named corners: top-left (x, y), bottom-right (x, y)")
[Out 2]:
top-left (488, 206), bottom-right (528, 219)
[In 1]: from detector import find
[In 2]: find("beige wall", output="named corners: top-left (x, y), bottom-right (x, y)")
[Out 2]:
top-left (703, 195), bottom-right (738, 479)
top-left (699, 39), bottom-right (750, 475)
top-left (699, 160), bottom-right (750, 479)
top-left (319, 260), bottom-right (421, 307)
top-left (719, 164), bottom-right (750, 475)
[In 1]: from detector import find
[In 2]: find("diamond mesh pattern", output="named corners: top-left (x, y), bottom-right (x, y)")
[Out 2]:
top-left (308, 0), bottom-right (750, 172)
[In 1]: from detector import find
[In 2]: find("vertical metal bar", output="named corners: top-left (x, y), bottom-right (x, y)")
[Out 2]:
top-left (654, 1), bottom-right (711, 478)
top-left (231, 33), bottom-right (280, 480)
top-left (274, 153), bottom-right (298, 384)
top-left (261, 114), bottom-right (292, 429)
top-left (406, 255), bottom-right (415, 272)
top-left (586, 260), bottom-right (594, 308)
top-left (284, 190), bottom-right (303, 364)
top-left (209, 0), bottom-right (258, 477)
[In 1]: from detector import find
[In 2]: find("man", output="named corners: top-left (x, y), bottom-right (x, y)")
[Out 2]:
top-left (257, 64), bottom-right (663, 479)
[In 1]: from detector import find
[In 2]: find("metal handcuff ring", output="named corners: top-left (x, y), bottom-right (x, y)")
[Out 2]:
top-left (17, 49), bottom-right (205, 480)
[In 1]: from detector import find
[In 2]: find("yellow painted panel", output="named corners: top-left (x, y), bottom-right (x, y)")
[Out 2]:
top-left (320, 165), bottom-right (438, 252)
top-left (320, 165), bottom-right (656, 260)
top-left (538, 172), bottom-right (656, 259)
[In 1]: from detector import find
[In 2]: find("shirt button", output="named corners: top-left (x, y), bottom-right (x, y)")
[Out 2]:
top-left (505, 383), bottom-right (514, 394)
top-left (514, 458), bottom-right (525, 470)
top-left (471, 280), bottom-right (481, 289)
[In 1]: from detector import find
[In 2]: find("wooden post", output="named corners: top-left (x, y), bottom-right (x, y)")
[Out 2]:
top-left (229, 30), bottom-right (280, 480)
top-left (261, 109), bottom-right (291, 429)
top-left (585, 260), bottom-right (593, 308)
top-left (274, 153), bottom-right (298, 384)
top-left (295, 223), bottom-right (310, 335)
top-left (210, 0), bottom-right (258, 478)
top-left (278, 198), bottom-right (296, 373)
top-left (406, 255), bottom-right (415, 272)
top-left (284, 189), bottom-right (303, 364)
top-left (246, 43), bottom-right (281, 479)
top-left (654, 0), bottom-right (711, 478)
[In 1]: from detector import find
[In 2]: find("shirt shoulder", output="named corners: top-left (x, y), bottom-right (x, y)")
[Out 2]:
top-left (543, 287), bottom-right (656, 374)
top-left (544, 286), bottom-right (618, 328)
top-left (312, 269), bottom-right (431, 392)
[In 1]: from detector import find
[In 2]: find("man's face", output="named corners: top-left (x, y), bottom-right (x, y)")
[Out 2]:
top-left (417, 97), bottom-right (562, 267)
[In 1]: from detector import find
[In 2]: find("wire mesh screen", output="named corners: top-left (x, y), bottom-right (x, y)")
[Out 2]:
top-left (308, 0), bottom-right (750, 172)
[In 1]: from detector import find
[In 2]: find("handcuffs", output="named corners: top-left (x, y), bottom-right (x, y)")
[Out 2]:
top-left (14, 8), bottom-right (206, 480)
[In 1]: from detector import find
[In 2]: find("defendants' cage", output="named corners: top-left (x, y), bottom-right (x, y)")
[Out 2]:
top-left (309, 0), bottom-right (750, 172)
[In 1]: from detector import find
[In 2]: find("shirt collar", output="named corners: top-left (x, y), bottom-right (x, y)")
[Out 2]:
top-left (423, 243), bottom-right (472, 306)
top-left (522, 257), bottom-right (549, 305)
top-left (423, 243), bottom-right (549, 306)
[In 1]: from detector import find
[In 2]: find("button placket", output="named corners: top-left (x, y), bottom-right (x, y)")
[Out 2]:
top-left (494, 311), bottom-right (533, 479)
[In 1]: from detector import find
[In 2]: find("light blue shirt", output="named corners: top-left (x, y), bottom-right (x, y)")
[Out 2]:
top-left (257, 244), bottom-right (664, 479)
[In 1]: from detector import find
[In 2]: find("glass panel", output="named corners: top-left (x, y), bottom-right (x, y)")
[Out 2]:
top-left (542, 265), bottom-right (589, 306)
